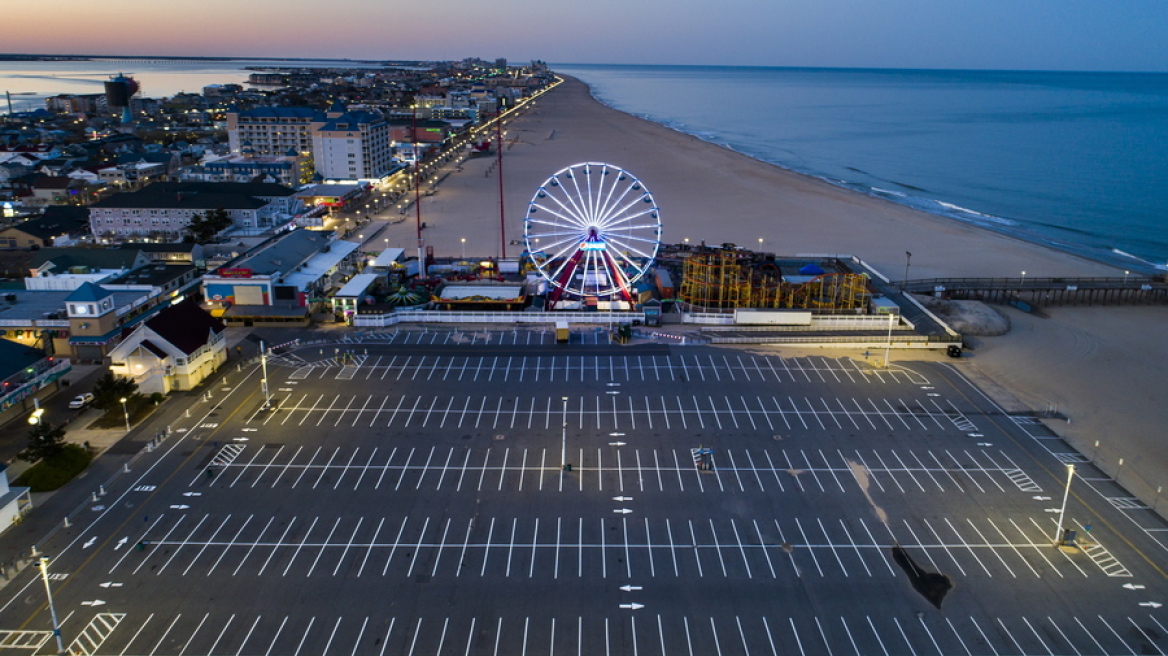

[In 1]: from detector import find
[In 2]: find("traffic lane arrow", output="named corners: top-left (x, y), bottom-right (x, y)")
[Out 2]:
top-left (619, 603), bottom-right (644, 610)
top-left (609, 442), bottom-right (626, 447)
top-left (170, 505), bottom-right (190, 510)
top-left (613, 509), bottom-right (633, 514)
top-left (182, 492), bottom-right (202, 497)
top-left (1139, 602), bottom-right (1163, 608)
top-left (612, 496), bottom-right (634, 502)
top-left (81, 600), bottom-right (106, 606)
top-left (83, 537), bottom-right (96, 549)
top-left (114, 537), bottom-right (128, 550)
top-left (619, 585), bottom-right (642, 592)
top-left (1123, 583), bottom-right (1146, 590)
top-left (99, 582), bottom-right (123, 588)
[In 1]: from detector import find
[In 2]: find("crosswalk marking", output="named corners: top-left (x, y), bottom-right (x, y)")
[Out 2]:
top-left (1079, 540), bottom-right (1132, 577)
top-left (67, 613), bottom-right (125, 656)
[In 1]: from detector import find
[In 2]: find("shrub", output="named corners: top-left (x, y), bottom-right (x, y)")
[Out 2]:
top-left (149, 392), bottom-right (166, 405)
top-left (14, 444), bottom-right (93, 492)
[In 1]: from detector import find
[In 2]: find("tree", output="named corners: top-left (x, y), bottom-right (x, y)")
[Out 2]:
top-left (183, 208), bottom-right (232, 244)
top-left (91, 372), bottom-right (138, 411)
top-left (20, 421), bottom-right (66, 462)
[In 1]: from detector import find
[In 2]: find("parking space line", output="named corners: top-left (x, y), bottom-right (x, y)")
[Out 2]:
top-left (793, 519), bottom-right (824, 576)
top-left (231, 447), bottom-right (266, 488)
top-left (232, 517), bottom-right (274, 577)
top-left (944, 518), bottom-right (992, 577)
top-left (313, 447), bottom-right (341, 489)
top-left (986, 518), bottom-right (1041, 577)
top-left (890, 450), bottom-right (927, 492)
top-left (157, 514), bottom-right (208, 575)
top-left (281, 516), bottom-right (320, 577)
top-left (183, 513), bottom-right (233, 576)
top-left (686, 520), bottom-right (704, 578)
top-left (821, 398), bottom-right (843, 429)
top-left (316, 395), bottom-right (340, 427)
top-left (923, 518), bottom-right (967, 577)
top-left (725, 450), bottom-right (745, 492)
top-left (837, 519), bottom-right (872, 577)
top-left (305, 517), bottom-right (342, 577)
top-left (729, 519), bottom-right (753, 579)
top-left (851, 398), bottom-right (878, 430)
top-left (819, 449), bottom-right (846, 493)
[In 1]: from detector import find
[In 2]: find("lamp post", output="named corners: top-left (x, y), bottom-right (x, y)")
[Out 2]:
top-left (461, 237), bottom-right (466, 260)
top-left (560, 396), bottom-right (569, 470)
top-left (37, 556), bottom-right (66, 656)
top-left (1053, 464), bottom-right (1076, 545)
top-left (119, 397), bottom-right (130, 432)
top-left (883, 312), bottom-right (895, 368)
top-left (260, 340), bottom-right (271, 410)
top-left (1020, 270), bottom-right (1026, 286)
top-left (28, 397), bottom-right (43, 425)
top-left (757, 237), bottom-right (763, 251)
top-left (902, 251), bottom-right (912, 291)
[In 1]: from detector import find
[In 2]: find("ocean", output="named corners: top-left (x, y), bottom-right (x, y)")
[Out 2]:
top-left (555, 64), bottom-right (1168, 272)
top-left (4, 59), bottom-right (1165, 271)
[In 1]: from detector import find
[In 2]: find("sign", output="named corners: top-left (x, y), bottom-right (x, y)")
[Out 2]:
top-left (218, 268), bottom-right (253, 278)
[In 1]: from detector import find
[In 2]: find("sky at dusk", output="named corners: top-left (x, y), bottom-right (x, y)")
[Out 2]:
top-left (7, 0), bottom-right (1168, 72)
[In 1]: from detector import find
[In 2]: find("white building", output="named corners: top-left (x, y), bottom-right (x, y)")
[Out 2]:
top-left (107, 300), bottom-right (228, 395)
top-left (311, 105), bottom-right (394, 181)
top-left (88, 181), bottom-right (302, 242)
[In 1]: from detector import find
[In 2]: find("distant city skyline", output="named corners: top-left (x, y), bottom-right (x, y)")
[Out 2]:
top-left (6, 0), bottom-right (1168, 72)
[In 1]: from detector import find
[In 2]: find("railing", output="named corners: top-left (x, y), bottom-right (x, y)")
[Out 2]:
top-left (707, 333), bottom-right (959, 346)
top-left (354, 311), bottom-right (645, 327)
top-left (904, 276), bottom-right (1163, 292)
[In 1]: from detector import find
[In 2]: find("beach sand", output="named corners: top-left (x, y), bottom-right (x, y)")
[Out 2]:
top-left (375, 76), bottom-right (1168, 506)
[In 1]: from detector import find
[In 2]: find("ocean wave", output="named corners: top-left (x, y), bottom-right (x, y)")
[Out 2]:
top-left (870, 187), bottom-right (907, 198)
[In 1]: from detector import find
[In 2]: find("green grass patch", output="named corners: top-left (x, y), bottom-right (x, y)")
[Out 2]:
top-left (88, 395), bottom-right (160, 430)
top-left (14, 444), bottom-right (93, 492)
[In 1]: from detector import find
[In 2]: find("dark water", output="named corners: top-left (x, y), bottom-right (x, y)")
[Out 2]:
top-left (556, 64), bottom-right (1168, 271)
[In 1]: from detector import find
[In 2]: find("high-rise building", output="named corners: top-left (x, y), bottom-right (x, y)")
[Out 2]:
top-left (311, 103), bottom-right (394, 180)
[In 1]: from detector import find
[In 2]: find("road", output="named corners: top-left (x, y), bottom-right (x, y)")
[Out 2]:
top-left (0, 328), bottom-right (1164, 655)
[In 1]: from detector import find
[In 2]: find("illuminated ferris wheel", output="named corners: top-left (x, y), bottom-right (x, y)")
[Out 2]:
top-left (523, 162), bottom-right (662, 304)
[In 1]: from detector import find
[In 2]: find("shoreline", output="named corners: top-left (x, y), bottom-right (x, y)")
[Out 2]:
top-left (567, 71), bottom-right (1166, 276)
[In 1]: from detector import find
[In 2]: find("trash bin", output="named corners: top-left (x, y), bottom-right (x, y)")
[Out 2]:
top-left (563, 463), bottom-right (572, 472)
top-left (1061, 529), bottom-right (1076, 545)
top-left (947, 345), bottom-right (962, 358)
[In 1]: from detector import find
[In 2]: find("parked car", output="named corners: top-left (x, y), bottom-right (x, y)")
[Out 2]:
top-left (68, 393), bottom-right (95, 409)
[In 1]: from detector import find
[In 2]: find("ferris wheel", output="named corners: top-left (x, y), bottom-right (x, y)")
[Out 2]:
top-left (524, 162), bottom-right (662, 303)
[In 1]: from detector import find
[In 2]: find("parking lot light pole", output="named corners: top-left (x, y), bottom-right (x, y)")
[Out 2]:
top-left (1054, 464), bottom-right (1076, 544)
top-left (37, 557), bottom-right (66, 655)
top-left (561, 396), bottom-right (569, 470)
top-left (883, 312), bottom-right (895, 368)
top-left (260, 340), bottom-right (271, 410)
top-left (120, 397), bottom-right (130, 431)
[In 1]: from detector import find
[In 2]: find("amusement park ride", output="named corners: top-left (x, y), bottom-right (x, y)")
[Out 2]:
top-left (523, 162), bottom-right (663, 310)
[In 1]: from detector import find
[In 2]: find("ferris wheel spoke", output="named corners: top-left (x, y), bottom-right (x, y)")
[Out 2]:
top-left (531, 201), bottom-right (589, 229)
top-left (596, 196), bottom-right (655, 230)
top-left (595, 173), bottom-right (637, 223)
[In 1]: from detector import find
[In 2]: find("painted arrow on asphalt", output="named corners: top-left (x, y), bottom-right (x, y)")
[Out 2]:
top-left (99, 582), bottom-right (123, 588)
top-left (1032, 496), bottom-right (1051, 501)
top-left (619, 585), bottom-right (642, 592)
top-left (1044, 508), bottom-right (1060, 513)
top-left (609, 433), bottom-right (625, 437)
top-left (182, 492), bottom-right (202, 497)
top-left (1139, 602), bottom-right (1162, 608)
top-left (1123, 583), bottom-right (1146, 590)
top-left (977, 443), bottom-right (993, 447)
top-left (170, 505), bottom-right (190, 510)
top-left (81, 600), bottom-right (105, 607)
top-left (83, 537), bottom-right (96, 549)
top-left (241, 428), bottom-right (259, 432)
top-left (232, 437), bottom-right (249, 442)
top-left (613, 509), bottom-right (633, 514)
top-left (114, 537), bottom-right (128, 550)
top-left (609, 442), bottom-right (626, 447)
top-left (619, 603), bottom-right (644, 610)
top-left (613, 496), bottom-right (634, 502)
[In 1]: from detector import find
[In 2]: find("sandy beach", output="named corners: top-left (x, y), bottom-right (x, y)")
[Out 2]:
top-left (377, 75), bottom-right (1168, 507)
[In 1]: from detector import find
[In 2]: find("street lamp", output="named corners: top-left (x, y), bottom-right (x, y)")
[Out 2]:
top-left (757, 237), bottom-right (763, 250)
top-left (1054, 464), bottom-right (1076, 545)
top-left (120, 397), bottom-right (130, 431)
top-left (902, 251), bottom-right (912, 292)
top-left (561, 396), bottom-right (569, 470)
top-left (461, 237), bottom-right (466, 259)
top-left (36, 557), bottom-right (66, 655)
top-left (883, 312), bottom-right (895, 368)
top-left (1020, 270), bottom-right (1026, 286)
top-left (28, 397), bottom-right (43, 425)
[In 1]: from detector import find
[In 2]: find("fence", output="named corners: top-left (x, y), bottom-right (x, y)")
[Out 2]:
top-left (354, 310), bottom-right (645, 327)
